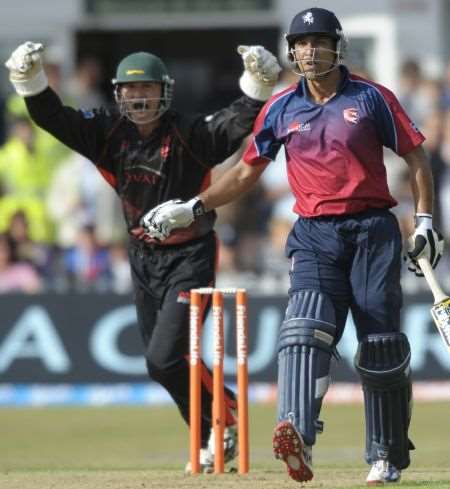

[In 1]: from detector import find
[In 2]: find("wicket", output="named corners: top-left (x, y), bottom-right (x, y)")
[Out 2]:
top-left (189, 287), bottom-right (249, 474)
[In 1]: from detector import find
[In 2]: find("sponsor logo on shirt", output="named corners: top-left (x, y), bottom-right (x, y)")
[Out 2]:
top-left (81, 109), bottom-right (95, 119)
top-left (303, 12), bottom-right (314, 24)
top-left (287, 121), bottom-right (311, 134)
top-left (343, 107), bottom-right (359, 124)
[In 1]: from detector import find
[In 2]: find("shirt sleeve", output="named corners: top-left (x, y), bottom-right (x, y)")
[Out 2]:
top-left (372, 84), bottom-right (425, 156)
top-left (243, 97), bottom-right (282, 166)
top-left (184, 95), bottom-right (265, 168)
top-left (25, 87), bottom-right (111, 162)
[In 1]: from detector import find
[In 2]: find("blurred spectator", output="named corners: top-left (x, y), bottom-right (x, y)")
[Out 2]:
top-left (46, 152), bottom-right (126, 248)
top-left (0, 95), bottom-right (5, 146)
top-left (388, 163), bottom-right (414, 242)
top-left (66, 56), bottom-right (107, 109)
top-left (229, 180), bottom-right (269, 273)
top-left (109, 241), bottom-right (132, 294)
top-left (438, 110), bottom-right (450, 241)
top-left (0, 118), bottom-right (59, 242)
top-left (398, 59), bottom-right (439, 127)
top-left (216, 223), bottom-right (239, 273)
top-left (258, 215), bottom-right (292, 292)
top-left (0, 233), bottom-right (42, 293)
top-left (6, 210), bottom-right (53, 279)
top-left (213, 142), bottom-right (268, 274)
top-left (260, 146), bottom-right (296, 226)
top-left (62, 225), bottom-right (111, 292)
top-left (441, 63), bottom-right (450, 110)
top-left (421, 110), bottom-right (447, 230)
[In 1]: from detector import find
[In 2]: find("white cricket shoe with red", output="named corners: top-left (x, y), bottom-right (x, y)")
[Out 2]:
top-left (272, 420), bottom-right (313, 482)
top-left (366, 460), bottom-right (401, 485)
top-left (184, 448), bottom-right (214, 474)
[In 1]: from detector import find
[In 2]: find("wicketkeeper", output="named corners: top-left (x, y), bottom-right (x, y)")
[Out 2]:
top-left (5, 40), bottom-right (281, 472)
top-left (139, 7), bottom-right (444, 485)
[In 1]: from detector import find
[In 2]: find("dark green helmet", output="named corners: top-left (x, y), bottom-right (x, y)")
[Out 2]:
top-left (112, 52), bottom-right (170, 85)
top-left (112, 52), bottom-right (174, 123)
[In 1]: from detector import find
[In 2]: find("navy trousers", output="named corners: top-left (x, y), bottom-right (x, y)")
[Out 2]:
top-left (286, 208), bottom-right (403, 342)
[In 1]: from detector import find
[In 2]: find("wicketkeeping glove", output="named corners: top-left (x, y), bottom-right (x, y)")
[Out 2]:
top-left (5, 41), bottom-right (48, 97)
top-left (237, 45), bottom-right (282, 101)
top-left (140, 197), bottom-right (205, 241)
top-left (405, 213), bottom-right (444, 276)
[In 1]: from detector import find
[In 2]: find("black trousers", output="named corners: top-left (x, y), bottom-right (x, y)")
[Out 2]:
top-left (128, 232), bottom-right (236, 446)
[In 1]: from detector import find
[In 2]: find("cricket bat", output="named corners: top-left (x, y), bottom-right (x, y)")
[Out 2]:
top-left (417, 257), bottom-right (450, 353)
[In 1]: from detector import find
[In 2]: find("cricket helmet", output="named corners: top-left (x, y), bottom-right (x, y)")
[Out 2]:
top-left (112, 52), bottom-right (174, 124)
top-left (286, 8), bottom-right (344, 44)
top-left (285, 7), bottom-right (347, 69)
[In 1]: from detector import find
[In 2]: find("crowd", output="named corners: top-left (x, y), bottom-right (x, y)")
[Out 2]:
top-left (0, 54), bottom-right (450, 294)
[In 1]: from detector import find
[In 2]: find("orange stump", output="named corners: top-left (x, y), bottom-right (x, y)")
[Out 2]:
top-left (236, 289), bottom-right (249, 474)
top-left (189, 287), bottom-right (249, 475)
top-left (189, 290), bottom-right (202, 474)
top-left (212, 290), bottom-right (225, 473)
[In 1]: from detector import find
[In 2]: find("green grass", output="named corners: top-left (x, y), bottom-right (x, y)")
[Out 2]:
top-left (0, 401), bottom-right (449, 488)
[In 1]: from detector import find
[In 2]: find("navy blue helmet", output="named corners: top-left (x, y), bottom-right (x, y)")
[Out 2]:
top-left (286, 8), bottom-right (343, 44)
top-left (285, 7), bottom-right (347, 68)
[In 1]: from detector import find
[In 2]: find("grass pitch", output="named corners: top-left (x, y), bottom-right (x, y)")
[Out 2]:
top-left (1, 401), bottom-right (449, 488)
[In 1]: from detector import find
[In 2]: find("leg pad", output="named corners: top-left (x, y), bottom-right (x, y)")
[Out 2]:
top-left (355, 332), bottom-right (414, 469)
top-left (277, 290), bottom-right (336, 446)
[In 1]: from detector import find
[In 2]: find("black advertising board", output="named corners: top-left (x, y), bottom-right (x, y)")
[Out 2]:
top-left (1, 293), bottom-right (449, 385)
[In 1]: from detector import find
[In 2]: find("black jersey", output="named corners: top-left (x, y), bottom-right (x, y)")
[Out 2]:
top-left (26, 88), bottom-right (264, 244)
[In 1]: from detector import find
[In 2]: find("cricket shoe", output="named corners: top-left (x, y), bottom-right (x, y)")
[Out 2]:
top-left (184, 448), bottom-right (214, 474)
top-left (366, 460), bottom-right (401, 485)
top-left (208, 424), bottom-right (238, 464)
top-left (273, 420), bottom-right (313, 483)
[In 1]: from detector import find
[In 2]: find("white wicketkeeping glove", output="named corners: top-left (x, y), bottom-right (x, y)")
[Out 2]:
top-left (140, 197), bottom-right (205, 241)
top-left (237, 45), bottom-right (282, 101)
top-left (5, 41), bottom-right (48, 97)
top-left (405, 213), bottom-right (444, 276)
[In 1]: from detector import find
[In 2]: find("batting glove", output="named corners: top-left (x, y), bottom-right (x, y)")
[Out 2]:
top-left (237, 45), bottom-right (282, 101)
top-left (405, 213), bottom-right (444, 276)
top-left (5, 42), bottom-right (48, 97)
top-left (140, 197), bottom-right (205, 241)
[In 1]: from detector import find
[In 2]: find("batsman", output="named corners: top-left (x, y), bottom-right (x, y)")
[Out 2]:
top-left (140, 7), bottom-right (445, 485)
top-left (5, 41), bottom-right (281, 472)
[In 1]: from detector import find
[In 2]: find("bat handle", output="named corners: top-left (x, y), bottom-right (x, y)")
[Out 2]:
top-left (417, 257), bottom-right (447, 304)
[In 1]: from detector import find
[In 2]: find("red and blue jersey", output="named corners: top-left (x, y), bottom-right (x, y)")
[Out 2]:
top-left (243, 66), bottom-right (425, 217)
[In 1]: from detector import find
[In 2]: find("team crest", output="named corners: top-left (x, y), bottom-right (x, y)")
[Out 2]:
top-left (302, 12), bottom-right (314, 24)
top-left (343, 108), bottom-right (359, 124)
